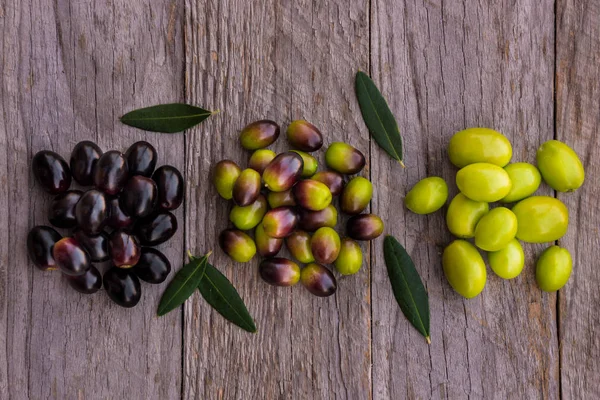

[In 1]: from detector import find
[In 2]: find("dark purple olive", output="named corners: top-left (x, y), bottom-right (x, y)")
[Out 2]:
top-left (135, 212), bottom-right (177, 246)
top-left (103, 267), bottom-right (141, 308)
top-left (70, 141), bottom-right (102, 185)
top-left (300, 263), bottom-right (337, 297)
top-left (32, 150), bottom-right (71, 194)
top-left (125, 141), bottom-right (157, 177)
top-left (109, 230), bottom-right (141, 268)
top-left (152, 165), bottom-right (184, 211)
top-left (75, 189), bottom-right (107, 235)
top-left (119, 176), bottom-right (157, 218)
top-left (73, 230), bottom-right (109, 262)
top-left (132, 248), bottom-right (171, 283)
top-left (27, 226), bottom-right (62, 271)
top-left (259, 258), bottom-right (300, 287)
top-left (106, 196), bottom-right (134, 230)
top-left (48, 190), bottom-right (82, 228)
top-left (66, 266), bottom-right (102, 294)
top-left (93, 150), bottom-right (129, 195)
top-left (52, 237), bottom-right (91, 276)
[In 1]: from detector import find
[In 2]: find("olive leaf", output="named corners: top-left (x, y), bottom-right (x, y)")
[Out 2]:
top-left (355, 71), bottom-right (405, 167)
top-left (383, 235), bottom-right (430, 344)
top-left (120, 103), bottom-right (217, 133)
top-left (157, 251), bottom-right (210, 316)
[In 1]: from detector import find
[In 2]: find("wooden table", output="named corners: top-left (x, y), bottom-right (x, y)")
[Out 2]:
top-left (1, 0), bottom-right (598, 399)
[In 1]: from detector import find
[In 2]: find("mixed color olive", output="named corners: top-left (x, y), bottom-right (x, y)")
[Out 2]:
top-left (325, 142), bottom-right (366, 174)
top-left (404, 177), bottom-right (448, 215)
top-left (219, 229), bottom-right (256, 263)
top-left (346, 214), bottom-right (384, 241)
top-left (262, 207), bottom-right (299, 238)
top-left (239, 120), bottom-right (280, 150)
top-left (297, 205), bottom-right (338, 232)
top-left (259, 258), bottom-right (301, 287)
top-left (255, 223), bottom-right (283, 258)
top-left (213, 160), bottom-right (241, 200)
top-left (27, 226), bottom-right (62, 271)
top-left (300, 263), bottom-right (337, 297)
top-left (286, 120), bottom-right (323, 152)
top-left (262, 152), bottom-right (304, 192)
top-left (285, 230), bottom-right (315, 264)
top-left (311, 227), bottom-right (341, 264)
top-left (293, 179), bottom-right (332, 211)
top-left (311, 170), bottom-right (345, 196)
top-left (32, 150), bottom-right (72, 194)
top-left (248, 149), bottom-right (276, 174)
top-left (70, 141), bottom-right (102, 185)
top-left (291, 150), bottom-right (318, 177)
top-left (232, 168), bottom-right (261, 206)
top-left (125, 141), bottom-right (157, 177)
top-left (229, 194), bottom-right (268, 230)
top-left (267, 189), bottom-right (296, 208)
top-left (340, 176), bottom-right (372, 215)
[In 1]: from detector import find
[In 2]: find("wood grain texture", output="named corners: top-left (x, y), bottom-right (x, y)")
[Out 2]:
top-left (370, 0), bottom-right (559, 398)
top-left (183, 0), bottom-right (370, 398)
top-left (556, 0), bottom-right (600, 398)
top-left (0, 0), bottom-right (184, 398)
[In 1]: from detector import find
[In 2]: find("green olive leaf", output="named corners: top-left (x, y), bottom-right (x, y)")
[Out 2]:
top-left (120, 103), bottom-right (217, 133)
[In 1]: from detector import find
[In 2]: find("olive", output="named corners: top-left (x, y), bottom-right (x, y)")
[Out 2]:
top-left (325, 142), bottom-right (366, 174)
top-left (70, 141), bottom-right (102, 185)
top-left (118, 176), bottom-right (158, 218)
top-left (297, 204), bottom-right (338, 232)
top-left (290, 150), bottom-right (318, 177)
top-left (132, 247), bottom-right (171, 284)
top-left (474, 207), bottom-right (518, 252)
top-left (239, 120), bottom-right (280, 150)
top-left (218, 229), bottom-right (256, 263)
top-left (340, 176), bottom-right (372, 215)
top-left (73, 230), bottom-right (109, 262)
top-left (512, 196), bottom-right (568, 243)
top-left (536, 245), bottom-right (573, 291)
top-left (153, 165), bottom-right (184, 211)
top-left (488, 239), bottom-right (524, 280)
top-left (262, 152), bottom-right (304, 192)
top-left (93, 150), bottom-right (129, 195)
top-left (286, 120), bottom-right (323, 152)
top-left (311, 227), bottom-right (341, 264)
top-left (446, 193), bottom-right (489, 238)
top-left (48, 190), bottom-right (82, 228)
top-left (447, 127), bottom-right (513, 168)
top-left (334, 238), bottom-right (363, 275)
top-left (500, 163), bottom-right (542, 203)
top-left (229, 194), bottom-right (268, 230)
top-left (248, 149), bottom-right (276, 174)
top-left (261, 207), bottom-right (299, 238)
top-left (346, 214), bottom-right (384, 241)
top-left (293, 179), bottom-right (332, 211)
top-left (32, 150), bottom-right (71, 194)
top-left (300, 263), bottom-right (337, 297)
top-left (442, 240), bottom-right (487, 298)
top-left (109, 230), bottom-right (141, 268)
top-left (255, 223), bottom-right (283, 258)
top-left (66, 266), bottom-right (102, 294)
top-left (135, 211), bottom-right (178, 246)
top-left (232, 168), bottom-right (261, 206)
top-left (311, 171), bottom-right (345, 196)
top-left (213, 160), bottom-right (242, 200)
top-left (52, 237), bottom-right (91, 276)
top-left (75, 189), bottom-right (107, 235)
top-left (106, 196), bottom-right (134, 230)
top-left (258, 258), bottom-right (301, 287)
top-left (285, 230), bottom-right (315, 263)
top-left (456, 163), bottom-right (512, 202)
top-left (125, 141), bottom-right (157, 177)
top-left (27, 226), bottom-right (62, 271)
top-left (103, 267), bottom-right (141, 308)
top-left (267, 189), bottom-right (296, 209)
top-left (537, 140), bottom-right (585, 192)
top-left (404, 177), bottom-right (448, 215)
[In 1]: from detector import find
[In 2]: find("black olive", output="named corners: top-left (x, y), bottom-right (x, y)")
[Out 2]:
top-left (70, 141), bottom-right (102, 186)
top-left (152, 165), bottom-right (184, 211)
top-left (119, 176), bottom-right (158, 218)
top-left (52, 237), bottom-right (91, 276)
top-left (66, 266), bottom-right (102, 294)
top-left (109, 230), bottom-right (141, 268)
top-left (32, 150), bottom-right (71, 194)
top-left (73, 230), bottom-right (109, 262)
top-left (27, 226), bottom-right (62, 271)
top-left (75, 189), bottom-right (107, 235)
top-left (48, 190), bottom-right (82, 229)
top-left (106, 196), bottom-right (134, 230)
top-left (93, 150), bottom-right (129, 195)
top-left (135, 212), bottom-right (177, 246)
top-left (125, 141), bottom-right (157, 177)
top-left (103, 267), bottom-right (141, 308)
top-left (132, 247), bottom-right (171, 283)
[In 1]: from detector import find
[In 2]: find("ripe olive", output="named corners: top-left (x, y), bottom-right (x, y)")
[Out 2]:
top-left (120, 176), bottom-right (158, 218)
top-left (70, 141), bottom-right (102, 185)
top-left (73, 230), bottom-right (109, 262)
top-left (488, 239), bottom-right (524, 279)
top-left (297, 205), bottom-right (338, 232)
top-left (52, 237), bottom-right (91, 276)
top-left (311, 171), bottom-right (345, 196)
top-left (255, 223), bottom-right (283, 258)
top-left (258, 258), bottom-right (301, 287)
top-left (125, 141), bottom-right (157, 177)
top-left (75, 189), bottom-right (107, 235)
top-left (109, 230), bottom-right (141, 268)
top-left (106, 196), bottom-right (134, 230)
top-left (448, 127), bottom-right (512, 168)
top-left (132, 247), bottom-right (171, 284)
top-left (267, 189), bottom-right (296, 209)
top-left (512, 196), bottom-right (569, 243)
top-left (537, 140), bottom-right (585, 192)
top-left (27, 226), bottom-right (62, 271)
top-left (456, 162), bottom-right (512, 202)
top-left (135, 211), bottom-right (178, 246)
top-left (442, 240), bottom-right (486, 298)
top-left (311, 227), bottom-right (341, 264)
top-left (32, 150), bottom-right (72, 194)
top-left (285, 230), bottom-right (315, 264)
top-left (535, 245), bottom-right (572, 292)
top-left (66, 266), bottom-right (102, 294)
top-left (290, 150), bottom-right (318, 177)
top-left (501, 162), bottom-right (541, 203)
top-left (103, 267), bottom-right (142, 308)
top-left (248, 149), bottom-right (276, 174)
top-left (152, 165), bottom-right (184, 211)
top-left (48, 190), bottom-right (82, 228)
top-left (404, 177), bottom-right (448, 215)
top-left (445, 193), bottom-right (489, 238)
top-left (93, 150), bottom-right (129, 195)
top-left (474, 207), bottom-right (518, 252)
top-left (346, 214), bottom-right (384, 241)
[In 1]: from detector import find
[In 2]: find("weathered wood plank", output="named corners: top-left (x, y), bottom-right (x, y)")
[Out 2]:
top-left (556, 0), bottom-right (600, 398)
top-left (183, 0), bottom-right (370, 398)
top-left (370, 1), bottom-right (558, 398)
top-left (1, 0), bottom-right (184, 398)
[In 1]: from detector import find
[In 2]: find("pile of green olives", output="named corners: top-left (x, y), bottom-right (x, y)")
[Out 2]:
top-left (214, 120), bottom-right (384, 297)
top-left (27, 141), bottom-right (181, 308)
top-left (405, 127), bottom-right (584, 298)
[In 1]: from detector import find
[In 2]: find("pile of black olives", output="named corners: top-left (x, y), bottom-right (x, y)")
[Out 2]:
top-left (214, 120), bottom-right (384, 297)
top-left (27, 141), bottom-right (183, 308)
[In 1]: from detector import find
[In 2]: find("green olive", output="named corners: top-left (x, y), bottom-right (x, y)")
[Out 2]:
top-left (488, 239), bottom-right (524, 279)
top-left (442, 240), bottom-right (487, 299)
top-left (290, 150), bottom-right (318, 177)
top-left (501, 163), bottom-right (541, 203)
top-left (448, 127), bottom-right (512, 168)
top-left (537, 140), bottom-right (585, 192)
top-left (334, 238), bottom-right (363, 275)
top-left (404, 176), bottom-right (448, 214)
top-left (213, 160), bottom-right (241, 200)
top-left (456, 163), bottom-right (512, 202)
top-left (446, 193), bottom-right (489, 238)
top-left (536, 245), bottom-right (572, 291)
top-left (340, 176), bottom-right (372, 215)
top-left (229, 195), bottom-right (268, 230)
top-left (474, 207), bottom-right (518, 251)
top-left (512, 196), bottom-right (569, 243)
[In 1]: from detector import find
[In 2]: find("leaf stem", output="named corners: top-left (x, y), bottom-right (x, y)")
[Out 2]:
top-left (426, 336), bottom-right (431, 345)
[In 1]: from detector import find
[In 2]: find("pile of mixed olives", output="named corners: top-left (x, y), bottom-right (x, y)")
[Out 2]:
top-left (213, 120), bottom-right (384, 297)
top-left (27, 141), bottom-right (183, 307)
top-left (403, 128), bottom-right (584, 298)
